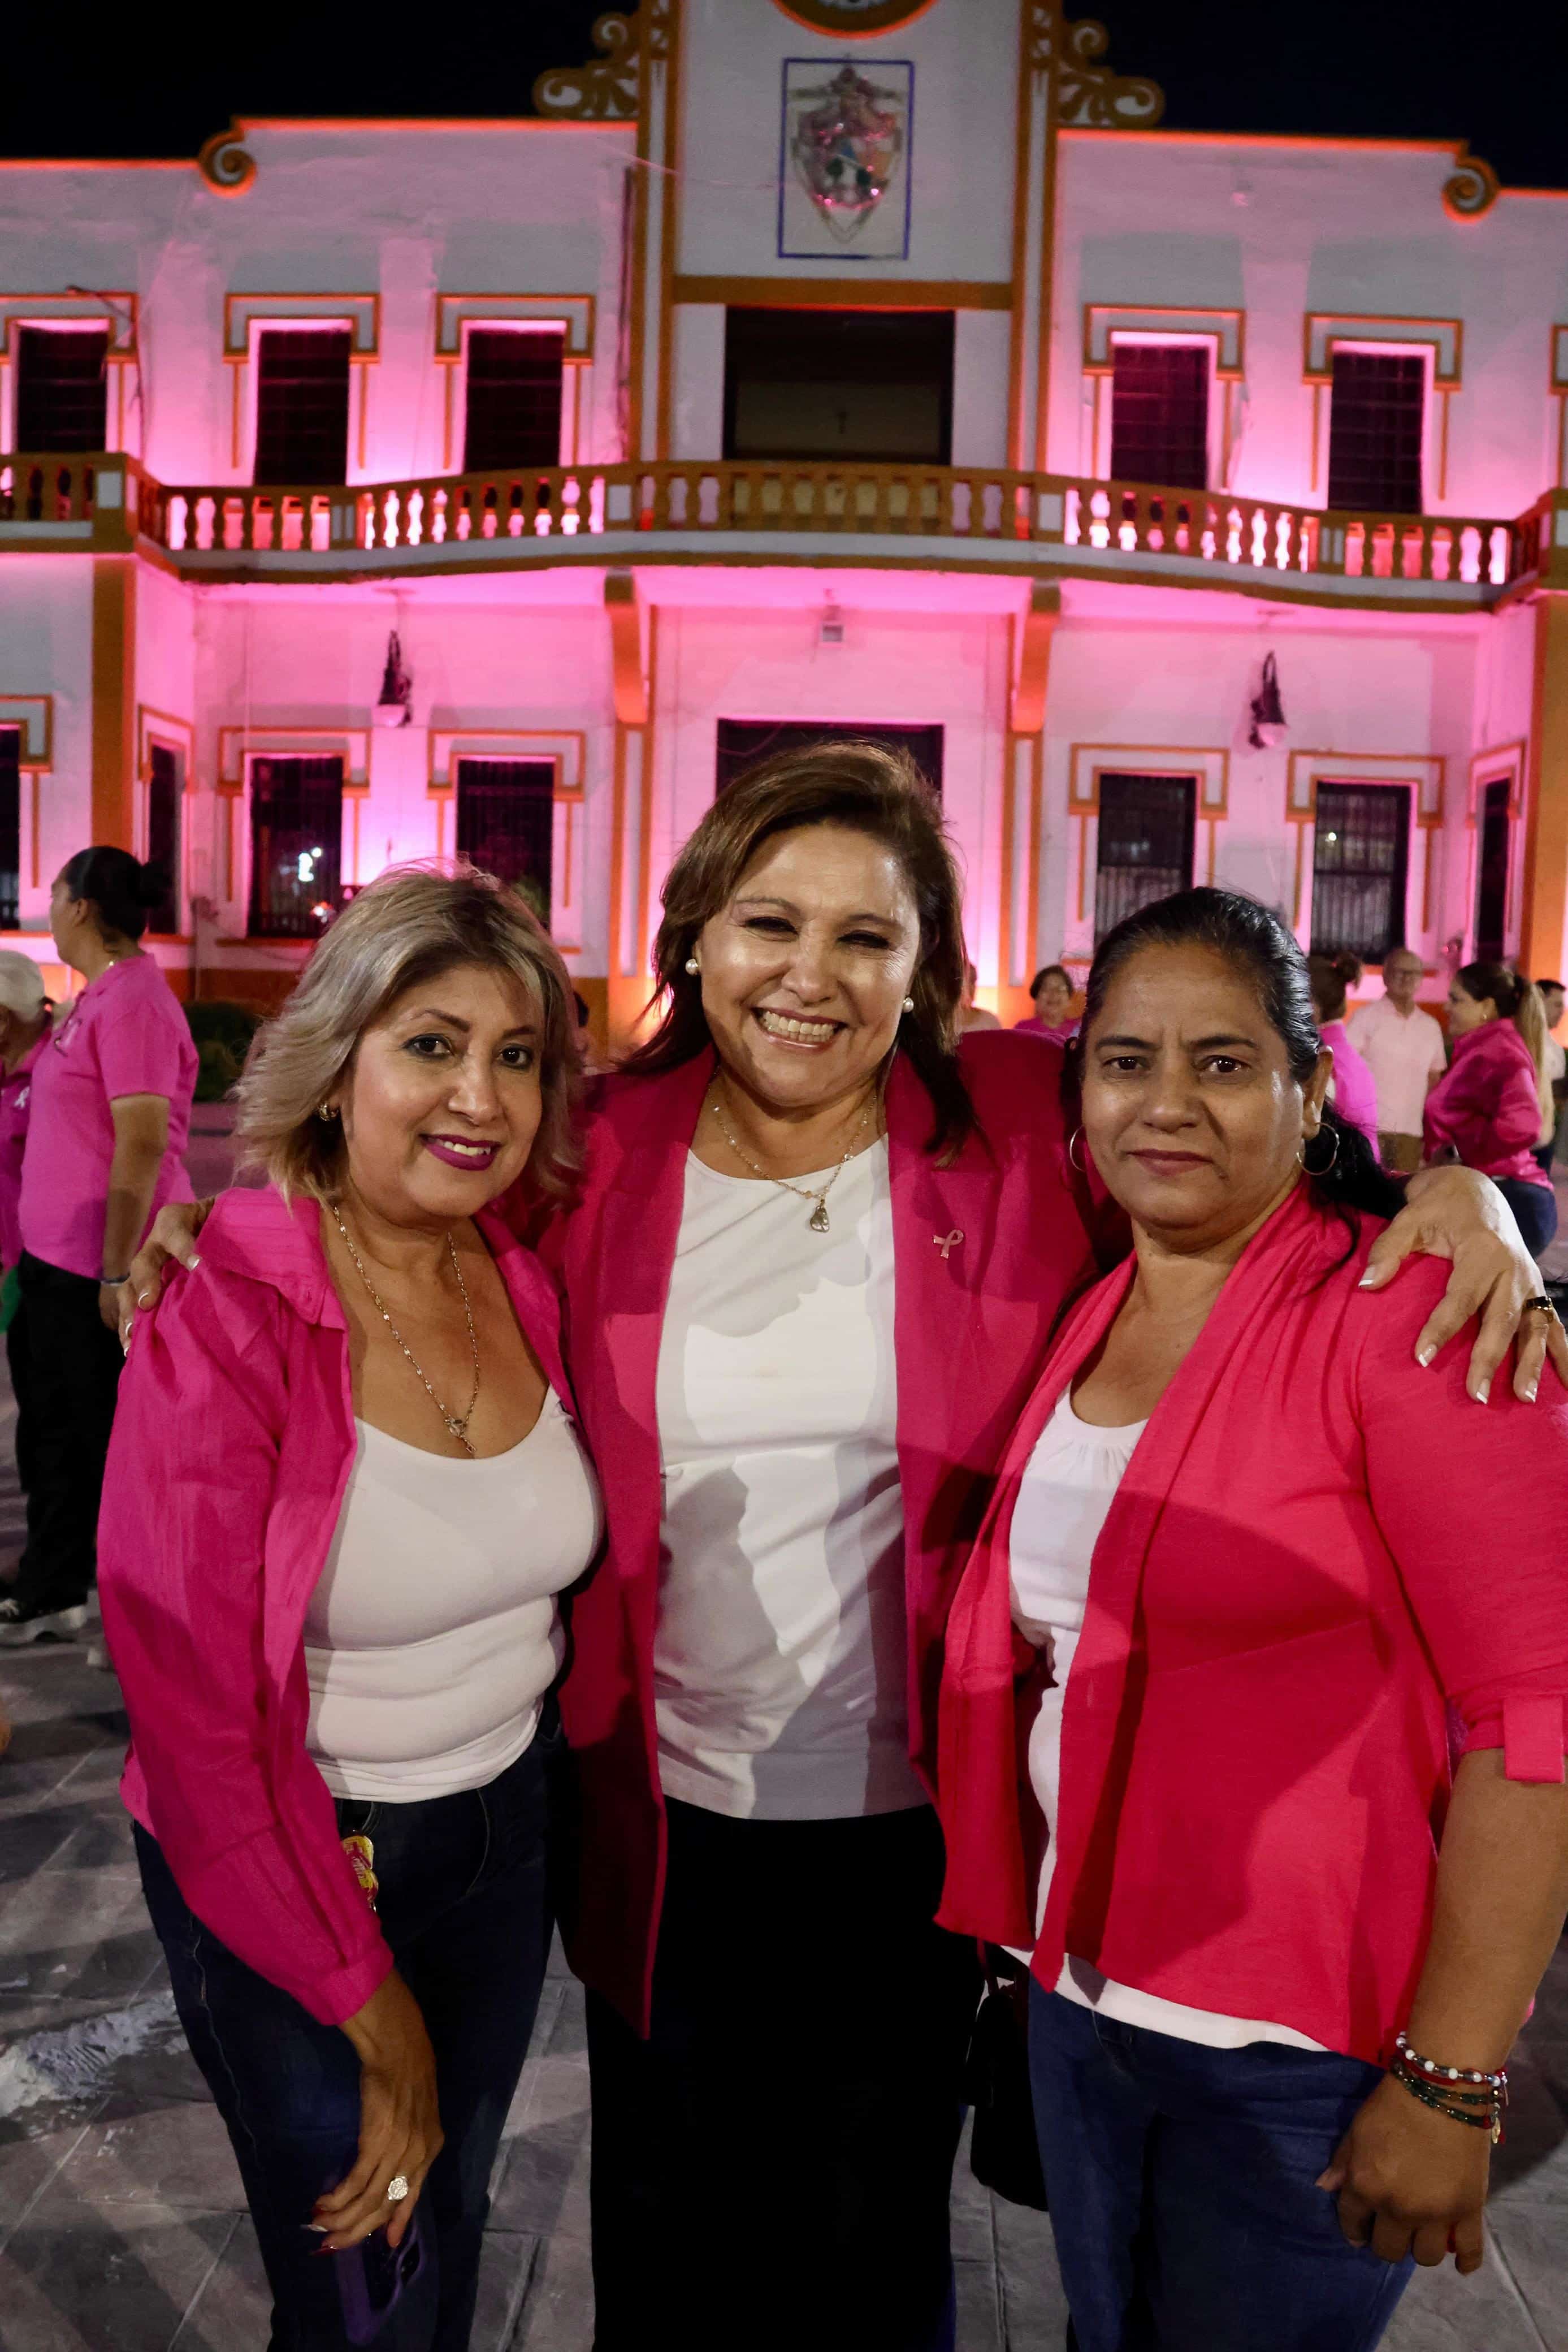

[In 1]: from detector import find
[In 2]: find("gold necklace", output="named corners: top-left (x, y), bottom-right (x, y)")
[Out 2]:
top-left (330, 1203), bottom-right (480, 1455)
top-left (708, 1079), bottom-right (877, 1234)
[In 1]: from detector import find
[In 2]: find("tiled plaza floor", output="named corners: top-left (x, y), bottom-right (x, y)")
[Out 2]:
top-left (2, 1376), bottom-right (1567, 2345)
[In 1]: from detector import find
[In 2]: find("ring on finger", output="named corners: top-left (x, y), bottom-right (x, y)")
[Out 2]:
top-left (385, 2174), bottom-right (410, 2204)
top-left (1523, 1294), bottom-right (1559, 1319)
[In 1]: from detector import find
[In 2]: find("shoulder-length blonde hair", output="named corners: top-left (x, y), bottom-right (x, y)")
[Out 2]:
top-left (233, 864), bottom-right (582, 1201)
top-left (621, 738), bottom-right (974, 1157)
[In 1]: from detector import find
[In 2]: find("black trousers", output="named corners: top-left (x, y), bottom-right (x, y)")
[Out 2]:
top-left (10, 1253), bottom-right (123, 1615)
top-left (586, 1798), bottom-right (978, 2352)
top-left (6, 1286), bottom-right (34, 1493)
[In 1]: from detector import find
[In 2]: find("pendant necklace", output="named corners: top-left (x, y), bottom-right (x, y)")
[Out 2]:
top-left (330, 1201), bottom-right (481, 1455)
top-left (708, 1080), bottom-right (876, 1234)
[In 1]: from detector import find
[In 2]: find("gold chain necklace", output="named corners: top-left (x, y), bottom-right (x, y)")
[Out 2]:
top-left (708, 1080), bottom-right (876, 1234)
top-left (330, 1202), bottom-right (480, 1455)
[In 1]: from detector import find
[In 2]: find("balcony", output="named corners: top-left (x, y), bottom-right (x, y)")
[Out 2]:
top-left (2, 451), bottom-right (1564, 612)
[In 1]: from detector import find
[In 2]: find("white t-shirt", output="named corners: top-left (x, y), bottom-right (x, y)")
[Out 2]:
top-left (304, 1393), bottom-right (602, 1801)
top-left (653, 1138), bottom-right (925, 1821)
top-left (1009, 1389), bottom-right (1326, 2052)
top-left (1343, 995), bottom-right (1447, 1136)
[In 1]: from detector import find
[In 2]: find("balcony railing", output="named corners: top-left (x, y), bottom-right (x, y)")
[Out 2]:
top-left (3, 452), bottom-right (1563, 604)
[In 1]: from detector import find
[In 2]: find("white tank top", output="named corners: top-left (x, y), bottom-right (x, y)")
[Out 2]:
top-left (304, 1392), bottom-right (602, 1801)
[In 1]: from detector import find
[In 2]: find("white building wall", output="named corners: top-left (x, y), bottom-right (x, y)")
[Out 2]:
top-left (0, 557), bottom-right (93, 935)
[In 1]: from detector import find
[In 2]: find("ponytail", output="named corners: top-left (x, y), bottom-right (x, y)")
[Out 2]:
top-left (59, 845), bottom-right (168, 943)
top-left (1457, 960), bottom-right (1554, 1129)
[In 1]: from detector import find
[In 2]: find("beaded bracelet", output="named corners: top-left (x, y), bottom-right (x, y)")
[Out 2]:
top-left (1394, 2069), bottom-right (1502, 2140)
top-left (1393, 2031), bottom-right (1507, 2092)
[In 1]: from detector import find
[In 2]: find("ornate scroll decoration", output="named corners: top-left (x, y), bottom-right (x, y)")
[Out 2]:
top-left (1055, 16), bottom-right (1164, 127)
top-left (532, 3), bottom-right (670, 121)
top-left (196, 122), bottom-right (257, 197)
top-left (1443, 144), bottom-right (1500, 221)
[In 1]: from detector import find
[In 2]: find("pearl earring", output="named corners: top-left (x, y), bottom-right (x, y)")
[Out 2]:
top-left (685, 957), bottom-right (700, 976)
top-left (902, 996), bottom-right (915, 1013)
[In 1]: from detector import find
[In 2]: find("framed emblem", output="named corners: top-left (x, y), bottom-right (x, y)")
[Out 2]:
top-left (778, 58), bottom-right (913, 261)
top-left (770, 0), bottom-right (938, 30)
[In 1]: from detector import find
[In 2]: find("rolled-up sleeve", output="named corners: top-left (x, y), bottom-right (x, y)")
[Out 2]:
top-left (1358, 1268), bottom-right (1568, 1785)
top-left (98, 1271), bottom-right (393, 2024)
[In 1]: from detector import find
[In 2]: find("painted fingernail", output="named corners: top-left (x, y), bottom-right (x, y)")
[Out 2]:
top-left (304, 2223), bottom-right (330, 2234)
top-left (136, 1292), bottom-right (151, 1307)
top-left (1475, 1380), bottom-right (1491, 1404)
top-left (1358, 1272), bottom-right (1379, 1289)
top-left (1526, 1382), bottom-right (1539, 1403)
top-left (1416, 1344), bottom-right (1436, 1367)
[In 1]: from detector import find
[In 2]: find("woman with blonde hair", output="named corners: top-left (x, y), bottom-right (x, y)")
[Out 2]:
top-left (98, 867), bottom-right (600, 2352)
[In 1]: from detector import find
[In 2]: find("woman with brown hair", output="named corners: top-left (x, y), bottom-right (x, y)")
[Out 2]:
top-left (132, 749), bottom-right (1555, 2352)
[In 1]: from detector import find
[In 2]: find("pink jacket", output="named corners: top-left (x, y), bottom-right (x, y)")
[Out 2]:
top-left (937, 1186), bottom-right (1568, 2064)
top-left (98, 1185), bottom-right (575, 2029)
top-left (534, 1031), bottom-right (1112, 2029)
top-left (1424, 1018), bottom-right (1550, 1186)
top-left (1320, 1020), bottom-right (1379, 1148)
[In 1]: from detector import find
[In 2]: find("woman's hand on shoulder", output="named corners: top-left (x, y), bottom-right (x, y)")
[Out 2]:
top-left (1359, 1164), bottom-right (1567, 1404)
top-left (118, 1198), bottom-right (215, 1348)
top-left (1320, 2070), bottom-right (1489, 2272)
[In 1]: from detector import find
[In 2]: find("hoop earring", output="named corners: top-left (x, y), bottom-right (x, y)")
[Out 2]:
top-left (317, 1101), bottom-right (337, 1122)
top-left (1068, 1127), bottom-right (1087, 1174)
top-left (685, 957), bottom-right (700, 976)
top-left (1297, 1124), bottom-right (1340, 1174)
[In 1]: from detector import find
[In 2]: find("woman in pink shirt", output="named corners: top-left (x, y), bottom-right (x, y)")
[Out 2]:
top-left (1425, 962), bottom-right (1557, 1260)
top-left (938, 889), bottom-right (1568, 2350)
top-left (1309, 950), bottom-right (1380, 1149)
top-left (1015, 961), bottom-right (1081, 1045)
top-left (0, 851), bottom-right (196, 1648)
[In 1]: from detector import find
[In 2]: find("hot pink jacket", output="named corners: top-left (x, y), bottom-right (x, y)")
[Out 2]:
top-left (937, 1186), bottom-right (1568, 2064)
top-left (97, 1185), bottom-right (575, 2029)
top-left (534, 1032), bottom-right (1111, 2030)
top-left (1424, 1018), bottom-right (1550, 1187)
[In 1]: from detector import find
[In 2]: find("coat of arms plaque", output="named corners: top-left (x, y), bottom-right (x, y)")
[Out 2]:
top-left (778, 58), bottom-right (913, 260)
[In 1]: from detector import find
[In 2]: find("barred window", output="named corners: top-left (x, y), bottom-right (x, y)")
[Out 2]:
top-left (456, 760), bottom-right (555, 919)
top-left (254, 330), bottom-right (352, 486)
top-left (1094, 774), bottom-right (1196, 942)
top-left (1311, 783), bottom-right (1411, 964)
top-left (248, 756), bottom-right (343, 939)
top-left (15, 326), bottom-right (108, 451)
top-left (1474, 777), bottom-right (1511, 964)
top-left (0, 732), bottom-right (19, 931)
top-left (1327, 352), bottom-right (1424, 514)
top-left (462, 330), bottom-right (565, 471)
top-left (145, 742), bottom-right (179, 935)
top-left (1109, 345), bottom-right (1209, 489)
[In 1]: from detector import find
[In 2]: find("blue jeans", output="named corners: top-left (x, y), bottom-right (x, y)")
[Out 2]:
top-left (1029, 1986), bottom-right (1413, 2352)
top-left (1496, 1175), bottom-right (1558, 1261)
top-left (136, 1718), bottom-right (564, 2351)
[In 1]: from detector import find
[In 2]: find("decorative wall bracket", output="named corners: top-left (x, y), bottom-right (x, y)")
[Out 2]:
top-left (533, 3), bottom-right (671, 122)
top-left (1443, 145), bottom-right (1500, 222)
top-left (1021, 8), bottom-right (1164, 127)
top-left (197, 122), bottom-right (257, 197)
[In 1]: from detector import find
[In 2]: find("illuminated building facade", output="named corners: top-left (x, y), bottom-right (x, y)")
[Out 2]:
top-left (1, 0), bottom-right (1566, 1032)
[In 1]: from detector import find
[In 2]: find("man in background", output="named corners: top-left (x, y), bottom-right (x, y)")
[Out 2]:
top-left (1344, 946), bottom-right (1447, 1173)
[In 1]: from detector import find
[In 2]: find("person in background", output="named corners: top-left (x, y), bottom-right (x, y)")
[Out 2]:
top-left (1308, 950), bottom-right (1379, 1149)
top-left (1426, 963), bottom-right (1558, 1260)
top-left (938, 890), bottom-right (1568, 2351)
top-left (1533, 978), bottom-right (1565, 1175)
top-left (0, 851), bottom-right (196, 1647)
top-left (958, 959), bottom-right (1000, 1032)
top-left (1345, 947), bottom-right (1447, 1173)
top-left (0, 953), bottom-right (54, 1497)
top-left (1016, 963), bottom-right (1080, 1044)
top-left (99, 868), bottom-right (597, 2351)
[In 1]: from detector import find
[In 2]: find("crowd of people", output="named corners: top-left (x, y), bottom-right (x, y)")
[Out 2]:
top-left (1, 755), bottom-right (1566, 2352)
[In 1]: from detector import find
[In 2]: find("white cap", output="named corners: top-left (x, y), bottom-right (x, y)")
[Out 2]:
top-left (0, 951), bottom-right (47, 1018)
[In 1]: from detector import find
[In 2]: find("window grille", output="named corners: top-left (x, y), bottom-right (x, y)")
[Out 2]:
top-left (15, 326), bottom-right (109, 451)
top-left (1311, 783), bottom-right (1411, 964)
top-left (0, 733), bottom-right (19, 931)
top-left (1109, 345), bottom-right (1209, 488)
top-left (713, 721), bottom-right (944, 799)
top-left (1094, 774), bottom-right (1196, 942)
top-left (1327, 352), bottom-right (1424, 514)
top-left (456, 760), bottom-right (555, 919)
top-left (462, 330), bottom-right (565, 472)
top-left (1475, 778), bottom-right (1511, 963)
top-left (146, 742), bottom-right (179, 934)
top-left (253, 330), bottom-right (352, 486)
top-left (248, 756), bottom-right (343, 938)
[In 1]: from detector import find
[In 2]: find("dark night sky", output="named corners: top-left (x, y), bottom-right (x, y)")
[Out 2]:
top-left (2, 2), bottom-right (1562, 191)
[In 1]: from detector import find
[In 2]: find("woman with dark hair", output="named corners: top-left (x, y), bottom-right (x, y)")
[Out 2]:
top-left (1308, 949), bottom-right (1379, 1148)
top-left (1017, 961), bottom-right (1079, 1044)
top-left (1427, 961), bottom-right (1558, 1259)
top-left (938, 889), bottom-right (1568, 2350)
top-left (132, 772), bottom-right (1552, 2351)
top-left (0, 850), bottom-right (196, 1645)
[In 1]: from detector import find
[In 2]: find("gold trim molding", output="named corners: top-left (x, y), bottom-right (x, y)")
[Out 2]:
top-left (0, 694), bottom-right (53, 768)
top-left (434, 295), bottom-right (595, 363)
top-left (224, 293), bottom-right (380, 363)
top-left (427, 729), bottom-right (585, 795)
top-left (1084, 306), bottom-right (1245, 379)
top-left (671, 275), bottom-right (1011, 312)
top-left (218, 727), bottom-right (370, 793)
top-left (1303, 314), bottom-right (1462, 388)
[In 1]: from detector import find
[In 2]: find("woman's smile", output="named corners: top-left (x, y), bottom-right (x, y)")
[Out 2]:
top-left (751, 1006), bottom-right (846, 1049)
top-left (421, 1132), bottom-right (501, 1171)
